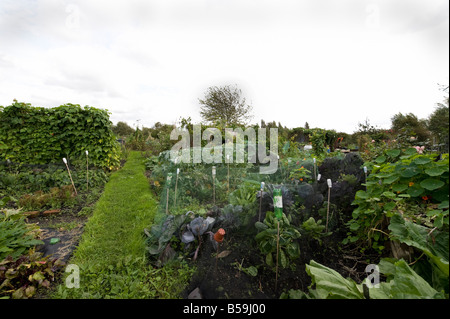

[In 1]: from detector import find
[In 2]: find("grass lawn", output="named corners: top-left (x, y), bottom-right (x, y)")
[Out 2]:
top-left (51, 151), bottom-right (194, 299)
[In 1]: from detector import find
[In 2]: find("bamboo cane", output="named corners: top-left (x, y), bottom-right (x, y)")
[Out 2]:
top-left (258, 182), bottom-right (264, 222)
top-left (227, 155), bottom-right (230, 193)
top-left (275, 221), bottom-right (280, 291)
top-left (174, 168), bottom-right (179, 207)
top-left (86, 150), bottom-right (89, 192)
top-left (326, 179), bottom-right (332, 232)
top-left (63, 158), bottom-right (77, 196)
top-left (212, 166), bottom-right (216, 205)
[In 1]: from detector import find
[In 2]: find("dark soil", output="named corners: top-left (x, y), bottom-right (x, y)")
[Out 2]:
top-left (182, 224), bottom-right (380, 299)
top-left (24, 191), bottom-right (103, 264)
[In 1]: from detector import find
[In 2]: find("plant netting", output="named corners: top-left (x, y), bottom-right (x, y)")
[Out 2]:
top-left (144, 148), bottom-right (366, 268)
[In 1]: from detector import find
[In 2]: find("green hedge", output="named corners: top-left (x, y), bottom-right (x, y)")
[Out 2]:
top-left (0, 101), bottom-right (120, 170)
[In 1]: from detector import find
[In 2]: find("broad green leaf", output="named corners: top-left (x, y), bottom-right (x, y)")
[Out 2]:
top-left (386, 149), bottom-right (401, 157)
top-left (243, 266), bottom-right (258, 277)
top-left (438, 201), bottom-right (449, 209)
top-left (286, 242), bottom-right (300, 259)
top-left (377, 259), bottom-right (445, 299)
top-left (425, 167), bottom-right (446, 177)
top-left (407, 185), bottom-right (424, 197)
top-left (305, 260), bottom-right (364, 299)
top-left (403, 148), bottom-right (418, 156)
top-left (383, 202), bottom-right (396, 211)
top-left (254, 221), bottom-right (268, 231)
top-left (383, 175), bottom-right (399, 184)
top-left (414, 157), bottom-right (431, 165)
top-left (375, 155), bottom-right (386, 164)
top-left (388, 213), bottom-right (449, 277)
top-left (279, 249), bottom-right (287, 268)
top-left (266, 253), bottom-right (274, 267)
top-left (420, 178), bottom-right (445, 191)
top-left (392, 183), bottom-right (408, 192)
top-left (382, 191), bottom-right (397, 199)
top-left (355, 190), bottom-right (369, 200)
top-left (400, 167), bottom-right (420, 178)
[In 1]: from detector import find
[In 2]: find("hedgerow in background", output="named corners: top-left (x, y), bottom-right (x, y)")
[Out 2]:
top-left (0, 100), bottom-right (120, 170)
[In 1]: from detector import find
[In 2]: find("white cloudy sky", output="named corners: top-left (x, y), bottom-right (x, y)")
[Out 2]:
top-left (0, 0), bottom-right (448, 133)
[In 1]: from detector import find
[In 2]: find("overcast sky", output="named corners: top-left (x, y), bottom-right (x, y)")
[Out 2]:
top-left (0, 0), bottom-right (448, 133)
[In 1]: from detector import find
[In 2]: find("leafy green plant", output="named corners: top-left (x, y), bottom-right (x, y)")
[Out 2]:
top-left (229, 181), bottom-right (259, 207)
top-left (301, 217), bottom-right (331, 245)
top-left (254, 211), bottom-right (301, 269)
top-left (282, 258), bottom-right (446, 299)
top-left (289, 165), bottom-right (312, 183)
top-left (231, 258), bottom-right (258, 277)
top-left (217, 204), bottom-right (243, 230)
top-left (345, 149), bottom-right (449, 251)
top-left (145, 213), bottom-right (190, 266)
top-left (388, 212), bottom-right (448, 292)
top-left (0, 250), bottom-right (65, 299)
top-left (0, 210), bottom-right (43, 261)
top-left (0, 101), bottom-right (120, 170)
top-left (181, 216), bottom-right (216, 261)
top-left (309, 129), bottom-right (327, 156)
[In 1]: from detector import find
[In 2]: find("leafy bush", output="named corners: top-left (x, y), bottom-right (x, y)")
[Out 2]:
top-left (345, 149), bottom-right (449, 251)
top-left (0, 101), bottom-right (120, 170)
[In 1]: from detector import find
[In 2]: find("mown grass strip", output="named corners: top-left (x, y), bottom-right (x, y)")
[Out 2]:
top-left (52, 151), bottom-right (194, 299)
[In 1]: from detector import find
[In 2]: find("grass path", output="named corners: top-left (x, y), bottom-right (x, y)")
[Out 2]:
top-left (52, 151), bottom-right (194, 299)
top-left (72, 150), bottom-right (156, 265)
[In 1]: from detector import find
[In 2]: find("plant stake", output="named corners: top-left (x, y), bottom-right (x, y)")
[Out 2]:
top-left (63, 158), bottom-right (77, 196)
top-left (277, 155), bottom-right (282, 180)
top-left (214, 228), bottom-right (225, 271)
top-left (174, 168), bottom-right (180, 207)
top-left (212, 166), bottom-right (216, 205)
top-left (363, 166), bottom-right (368, 190)
top-left (273, 188), bottom-right (283, 291)
top-left (227, 154), bottom-right (230, 193)
top-left (85, 150), bottom-right (89, 192)
top-left (313, 158), bottom-right (317, 180)
top-left (259, 182), bottom-right (265, 222)
top-left (326, 179), bottom-right (332, 232)
top-left (166, 173), bottom-right (173, 214)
